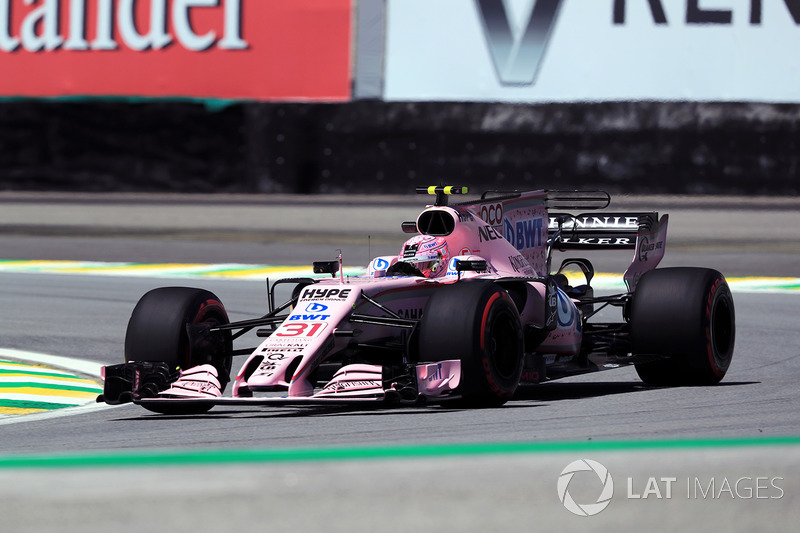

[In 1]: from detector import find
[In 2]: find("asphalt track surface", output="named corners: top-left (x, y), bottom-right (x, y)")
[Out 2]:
top-left (0, 192), bottom-right (799, 532)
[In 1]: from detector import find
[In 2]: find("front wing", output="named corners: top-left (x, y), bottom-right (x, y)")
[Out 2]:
top-left (136, 395), bottom-right (390, 410)
top-left (100, 359), bottom-right (463, 410)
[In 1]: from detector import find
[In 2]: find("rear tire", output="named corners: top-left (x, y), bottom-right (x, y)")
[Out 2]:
top-left (125, 287), bottom-right (233, 414)
top-left (418, 282), bottom-right (524, 407)
top-left (631, 268), bottom-right (735, 386)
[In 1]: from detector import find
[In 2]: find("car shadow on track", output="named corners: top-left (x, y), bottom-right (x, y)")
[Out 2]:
top-left (514, 381), bottom-right (649, 402)
top-left (111, 381), bottom-right (758, 420)
top-left (117, 404), bottom-right (484, 421)
top-left (513, 380), bottom-right (758, 403)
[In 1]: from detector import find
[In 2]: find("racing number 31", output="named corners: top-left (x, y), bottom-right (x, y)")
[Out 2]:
top-left (275, 322), bottom-right (327, 337)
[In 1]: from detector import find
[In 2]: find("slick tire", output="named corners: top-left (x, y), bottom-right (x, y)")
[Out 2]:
top-left (125, 287), bottom-right (233, 413)
top-left (631, 268), bottom-right (735, 386)
top-left (418, 282), bottom-right (524, 407)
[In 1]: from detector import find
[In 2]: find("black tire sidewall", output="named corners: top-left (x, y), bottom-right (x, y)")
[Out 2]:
top-left (631, 268), bottom-right (735, 385)
top-left (418, 282), bottom-right (524, 406)
top-left (125, 287), bottom-right (232, 384)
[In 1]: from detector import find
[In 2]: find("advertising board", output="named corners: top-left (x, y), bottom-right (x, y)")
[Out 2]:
top-left (0, 0), bottom-right (351, 101)
top-left (383, 0), bottom-right (800, 102)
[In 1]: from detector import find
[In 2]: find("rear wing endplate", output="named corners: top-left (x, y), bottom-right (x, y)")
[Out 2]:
top-left (623, 214), bottom-right (668, 292)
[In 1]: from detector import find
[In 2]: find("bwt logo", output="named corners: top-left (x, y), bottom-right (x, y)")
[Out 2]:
top-left (504, 216), bottom-right (544, 251)
top-left (305, 303), bottom-right (328, 313)
top-left (475, 0), bottom-right (564, 86)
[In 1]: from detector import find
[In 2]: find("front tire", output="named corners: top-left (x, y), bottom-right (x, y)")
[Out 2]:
top-left (125, 287), bottom-right (233, 414)
top-left (631, 268), bottom-right (735, 386)
top-left (418, 282), bottom-right (524, 407)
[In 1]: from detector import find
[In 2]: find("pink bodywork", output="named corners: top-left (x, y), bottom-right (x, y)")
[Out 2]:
top-left (171, 190), bottom-right (663, 400)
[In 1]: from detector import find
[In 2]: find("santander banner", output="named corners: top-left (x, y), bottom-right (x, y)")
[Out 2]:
top-left (0, 0), bottom-right (351, 101)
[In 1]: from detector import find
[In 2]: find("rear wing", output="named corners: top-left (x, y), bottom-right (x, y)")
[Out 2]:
top-left (548, 212), bottom-right (658, 250)
top-left (549, 211), bottom-right (669, 291)
top-left (541, 189), bottom-right (655, 250)
top-left (421, 188), bottom-right (668, 287)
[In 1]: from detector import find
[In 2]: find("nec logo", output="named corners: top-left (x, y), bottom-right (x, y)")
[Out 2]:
top-left (475, 0), bottom-right (564, 86)
top-left (478, 225), bottom-right (504, 242)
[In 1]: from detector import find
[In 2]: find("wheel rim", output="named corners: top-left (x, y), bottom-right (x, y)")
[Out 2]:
top-left (188, 305), bottom-right (232, 377)
top-left (710, 295), bottom-right (734, 363)
top-left (487, 310), bottom-right (521, 380)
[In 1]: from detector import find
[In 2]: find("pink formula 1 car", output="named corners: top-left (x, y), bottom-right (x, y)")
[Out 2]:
top-left (100, 187), bottom-right (736, 414)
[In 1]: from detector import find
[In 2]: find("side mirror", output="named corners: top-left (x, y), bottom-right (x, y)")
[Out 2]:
top-left (401, 221), bottom-right (417, 234)
top-left (313, 261), bottom-right (339, 277)
top-left (455, 260), bottom-right (488, 273)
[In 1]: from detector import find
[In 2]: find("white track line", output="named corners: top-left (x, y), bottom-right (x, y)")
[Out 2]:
top-left (0, 348), bottom-right (103, 377)
top-left (0, 348), bottom-right (121, 426)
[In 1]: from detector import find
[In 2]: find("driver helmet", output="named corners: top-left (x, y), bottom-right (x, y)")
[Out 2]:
top-left (398, 235), bottom-right (449, 278)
